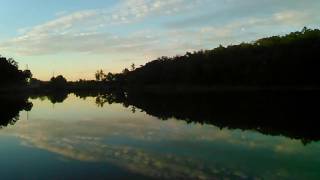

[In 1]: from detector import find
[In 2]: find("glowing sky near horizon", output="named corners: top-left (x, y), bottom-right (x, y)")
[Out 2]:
top-left (0, 0), bottom-right (319, 80)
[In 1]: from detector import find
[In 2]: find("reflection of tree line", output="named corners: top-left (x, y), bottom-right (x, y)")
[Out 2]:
top-left (3, 90), bottom-right (320, 144)
top-left (74, 90), bottom-right (320, 144)
top-left (29, 92), bottom-right (69, 104)
top-left (0, 95), bottom-right (32, 128)
top-left (0, 92), bottom-right (69, 127)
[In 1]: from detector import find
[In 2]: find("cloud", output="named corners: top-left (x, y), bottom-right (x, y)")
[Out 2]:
top-left (0, 31), bottom-right (162, 56)
top-left (0, 0), bottom-right (319, 62)
top-left (0, 0), bottom-right (207, 57)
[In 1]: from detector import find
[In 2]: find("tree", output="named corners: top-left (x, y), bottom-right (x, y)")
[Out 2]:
top-left (106, 72), bottom-right (115, 82)
top-left (95, 69), bottom-right (106, 81)
top-left (122, 68), bottom-right (130, 75)
top-left (7, 58), bottom-right (18, 68)
top-left (0, 56), bottom-right (31, 85)
top-left (50, 75), bottom-right (68, 89)
top-left (23, 69), bottom-right (33, 82)
top-left (131, 63), bottom-right (136, 71)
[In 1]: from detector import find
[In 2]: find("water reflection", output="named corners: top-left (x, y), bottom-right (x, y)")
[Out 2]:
top-left (0, 95), bottom-right (32, 128)
top-left (30, 92), bottom-right (69, 104)
top-left (73, 90), bottom-right (320, 144)
top-left (1, 91), bottom-right (320, 179)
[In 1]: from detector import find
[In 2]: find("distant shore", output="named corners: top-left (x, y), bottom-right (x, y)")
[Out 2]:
top-left (1, 84), bottom-right (320, 96)
top-left (124, 85), bottom-right (320, 93)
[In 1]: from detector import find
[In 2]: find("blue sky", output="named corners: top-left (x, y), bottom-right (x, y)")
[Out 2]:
top-left (0, 0), bottom-right (319, 80)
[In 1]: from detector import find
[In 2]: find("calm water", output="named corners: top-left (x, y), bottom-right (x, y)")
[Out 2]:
top-left (1, 93), bottom-right (320, 179)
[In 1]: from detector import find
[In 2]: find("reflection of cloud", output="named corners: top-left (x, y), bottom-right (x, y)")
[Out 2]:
top-left (3, 116), bottom-right (306, 179)
top-left (22, 137), bottom-right (229, 179)
top-left (1, 113), bottom-right (243, 178)
top-left (10, 120), bottom-right (247, 179)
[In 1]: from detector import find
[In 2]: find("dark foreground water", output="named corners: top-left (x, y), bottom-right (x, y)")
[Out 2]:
top-left (0, 92), bottom-right (320, 179)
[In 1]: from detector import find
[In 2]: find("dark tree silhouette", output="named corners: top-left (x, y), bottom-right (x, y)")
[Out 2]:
top-left (0, 95), bottom-right (33, 128)
top-left (0, 56), bottom-right (32, 87)
top-left (50, 75), bottom-right (68, 89)
top-left (110, 27), bottom-right (320, 88)
top-left (130, 63), bottom-right (136, 71)
top-left (95, 69), bottom-right (107, 81)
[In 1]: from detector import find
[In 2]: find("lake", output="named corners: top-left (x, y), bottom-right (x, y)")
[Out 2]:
top-left (0, 91), bottom-right (320, 179)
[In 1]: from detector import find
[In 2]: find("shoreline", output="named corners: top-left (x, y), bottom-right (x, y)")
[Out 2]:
top-left (1, 84), bottom-right (320, 95)
top-left (125, 85), bottom-right (320, 93)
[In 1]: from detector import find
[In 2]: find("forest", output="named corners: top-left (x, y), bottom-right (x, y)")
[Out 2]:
top-left (95, 27), bottom-right (320, 88)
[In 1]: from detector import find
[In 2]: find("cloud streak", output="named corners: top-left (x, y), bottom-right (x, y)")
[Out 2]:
top-left (0, 0), bottom-right (319, 79)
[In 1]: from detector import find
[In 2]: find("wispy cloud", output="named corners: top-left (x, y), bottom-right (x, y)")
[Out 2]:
top-left (0, 0), bottom-right (207, 56)
top-left (0, 0), bottom-right (319, 76)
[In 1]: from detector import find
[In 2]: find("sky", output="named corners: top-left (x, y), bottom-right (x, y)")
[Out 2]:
top-left (0, 0), bottom-right (319, 80)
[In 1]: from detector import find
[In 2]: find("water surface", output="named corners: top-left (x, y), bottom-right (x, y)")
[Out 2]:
top-left (0, 93), bottom-right (320, 179)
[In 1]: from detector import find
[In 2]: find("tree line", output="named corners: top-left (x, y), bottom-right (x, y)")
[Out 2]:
top-left (96, 27), bottom-right (320, 88)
